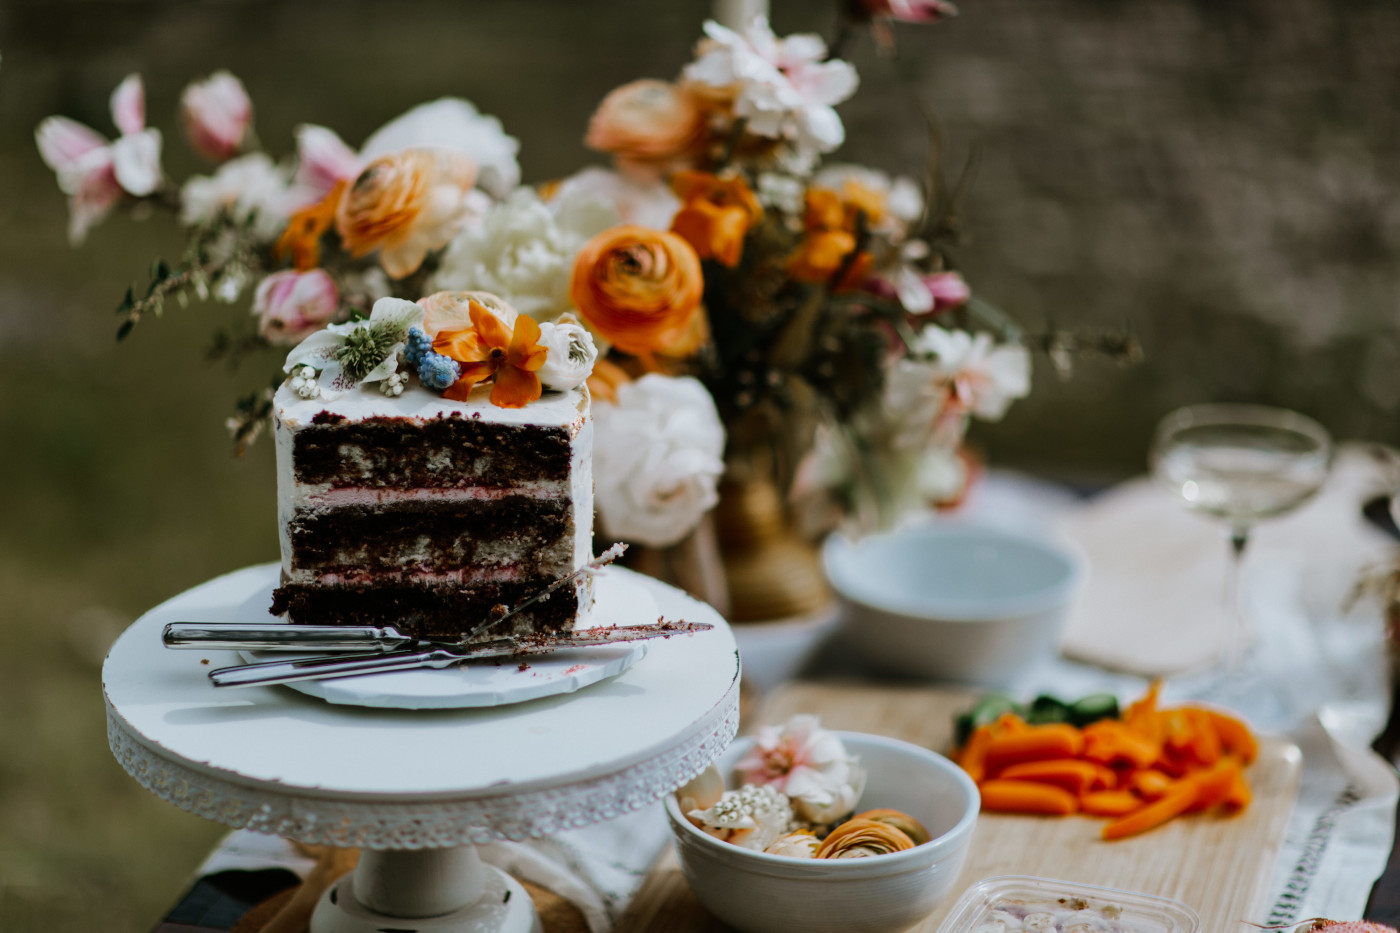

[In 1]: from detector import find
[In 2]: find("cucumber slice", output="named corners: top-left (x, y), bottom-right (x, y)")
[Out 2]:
top-left (1069, 693), bottom-right (1121, 726)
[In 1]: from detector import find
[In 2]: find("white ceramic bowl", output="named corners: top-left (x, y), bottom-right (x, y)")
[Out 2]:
top-left (822, 524), bottom-right (1084, 686)
top-left (665, 732), bottom-right (979, 933)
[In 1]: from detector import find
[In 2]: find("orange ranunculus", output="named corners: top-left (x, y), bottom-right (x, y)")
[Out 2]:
top-left (585, 80), bottom-right (707, 179)
top-left (275, 179), bottom-right (347, 271)
top-left (336, 148), bottom-right (477, 280)
top-left (570, 225), bottom-right (704, 356)
top-left (432, 300), bottom-right (546, 409)
top-left (669, 171), bottom-right (764, 268)
top-left (586, 356), bottom-right (632, 404)
top-left (804, 188), bottom-right (849, 233)
top-left (790, 229), bottom-right (856, 281)
top-left (417, 290), bottom-right (518, 339)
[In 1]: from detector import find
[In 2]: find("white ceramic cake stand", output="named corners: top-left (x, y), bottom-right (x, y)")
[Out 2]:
top-left (102, 564), bottom-right (741, 933)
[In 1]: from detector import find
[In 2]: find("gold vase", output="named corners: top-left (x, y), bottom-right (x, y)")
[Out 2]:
top-left (713, 477), bottom-right (830, 623)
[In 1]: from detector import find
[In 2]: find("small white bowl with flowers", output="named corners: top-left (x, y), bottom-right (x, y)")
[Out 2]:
top-left (665, 715), bottom-right (980, 933)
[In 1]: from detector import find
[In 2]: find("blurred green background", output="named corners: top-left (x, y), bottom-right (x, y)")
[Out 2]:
top-left (2, 0), bottom-right (1399, 929)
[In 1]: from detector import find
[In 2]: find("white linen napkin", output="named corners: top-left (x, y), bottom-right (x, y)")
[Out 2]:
top-left (1058, 444), bottom-right (1397, 677)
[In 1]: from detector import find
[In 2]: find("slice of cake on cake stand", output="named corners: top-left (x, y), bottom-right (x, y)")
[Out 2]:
top-left (102, 292), bottom-right (742, 931)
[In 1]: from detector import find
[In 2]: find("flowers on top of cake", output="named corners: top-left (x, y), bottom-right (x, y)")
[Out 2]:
top-left (283, 290), bottom-right (598, 408)
top-left (678, 714), bottom-right (926, 859)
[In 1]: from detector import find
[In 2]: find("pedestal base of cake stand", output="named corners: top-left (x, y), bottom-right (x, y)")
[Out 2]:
top-left (312, 848), bottom-right (539, 933)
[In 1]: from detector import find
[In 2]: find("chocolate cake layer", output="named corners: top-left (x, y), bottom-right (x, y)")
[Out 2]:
top-left (269, 579), bottom-right (580, 641)
top-left (293, 416), bottom-right (574, 489)
top-left (286, 497), bottom-right (574, 578)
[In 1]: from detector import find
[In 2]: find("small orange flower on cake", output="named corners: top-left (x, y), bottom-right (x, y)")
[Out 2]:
top-left (669, 170), bottom-right (764, 268)
top-left (432, 299), bottom-right (547, 408)
top-left (570, 225), bottom-right (704, 356)
top-left (585, 80), bottom-right (707, 180)
top-left (335, 148), bottom-right (477, 279)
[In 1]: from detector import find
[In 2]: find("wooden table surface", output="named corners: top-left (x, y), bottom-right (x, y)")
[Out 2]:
top-left (618, 681), bottom-right (1303, 933)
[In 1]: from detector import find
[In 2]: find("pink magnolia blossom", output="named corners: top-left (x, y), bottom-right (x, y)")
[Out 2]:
top-left (35, 74), bottom-right (163, 243)
top-left (864, 0), bottom-right (958, 23)
top-left (180, 71), bottom-right (252, 162)
top-left (867, 268), bottom-right (970, 316)
top-left (252, 269), bottom-right (339, 345)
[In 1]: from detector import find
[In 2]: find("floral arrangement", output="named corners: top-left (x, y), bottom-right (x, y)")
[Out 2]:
top-left (676, 714), bottom-right (929, 858)
top-left (37, 5), bottom-right (1133, 549)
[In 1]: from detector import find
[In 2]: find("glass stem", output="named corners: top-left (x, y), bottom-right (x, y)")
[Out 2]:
top-left (1224, 526), bottom-right (1250, 675)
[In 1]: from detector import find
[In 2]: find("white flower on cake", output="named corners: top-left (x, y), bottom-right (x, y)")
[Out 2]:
top-left (734, 714), bottom-right (867, 824)
top-left (535, 318), bottom-right (598, 391)
top-left (592, 374), bottom-right (724, 548)
top-left (687, 783), bottom-right (794, 852)
top-left (283, 296), bottom-right (425, 400)
top-left (683, 17), bottom-right (858, 166)
top-left (182, 152), bottom-right (310, 240)
top-left (431, 188), bottom-right (619, 324)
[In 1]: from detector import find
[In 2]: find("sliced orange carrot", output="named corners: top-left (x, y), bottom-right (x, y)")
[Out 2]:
top-left (1080, 789), bottom-right (1143, 817)
top-left (998, 759), bottom-right (1106, 795)
top-left (1102, 781), bottom-right (1199, 840)
top-left (1187, 758), bottom-right (1242, 811)
top-left (979, 779), bottom-right (1079, 815)
top-left (1183, 708), bottom-right (1223, 766)
top-left (1128, 768), bottom-right (1176, 801)
top-left (983, 723), bottom-right (1085, 771)
top-left (955, 725), bottom-right (994, 784)
top-left (1224, 766), bottom-right (1253, 809)
top-left (1082, 721), bottom-right (1159, 770)
top-left (1203, 709), bottom-right (1258, 764)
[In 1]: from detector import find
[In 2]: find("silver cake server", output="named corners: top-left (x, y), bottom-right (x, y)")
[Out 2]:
top-left (164, 622), bottom-right (416, 652)
top-left (206, 620), bottom-right (713, 688)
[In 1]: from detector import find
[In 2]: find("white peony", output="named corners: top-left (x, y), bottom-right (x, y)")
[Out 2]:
top-left (549, 166), bottom-right (680, 231)
top-left (536, 319), bottom-right (597, 391)
top-left (431, 187), bottom-right (618, 323)
top-left (593, 374), bottom-right (725, 548)
top-left (181, 152), bottom-right (311, 239)
top-left (683, 17), bottom-right (858, 165)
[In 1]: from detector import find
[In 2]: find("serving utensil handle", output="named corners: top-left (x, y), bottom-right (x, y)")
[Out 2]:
top-left (208, 648), bottom-right (465, 687)
top-left (164, 623), bottom-right (412, 652)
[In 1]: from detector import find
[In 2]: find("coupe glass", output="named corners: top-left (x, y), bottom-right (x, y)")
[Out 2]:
top-left (1149, 403), bottom-right (1333, 679)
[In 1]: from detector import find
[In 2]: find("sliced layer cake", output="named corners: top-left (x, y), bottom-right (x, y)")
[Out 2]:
top-left (270, 381), bottom-right (593, 639)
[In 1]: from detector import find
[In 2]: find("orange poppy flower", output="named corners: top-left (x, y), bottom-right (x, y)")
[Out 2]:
top-left (274, 179), bottom-right (347, 271)
top-left (432, 301), bottom-right (547, 409)
top-left (669, 170), bottom-right (763, 268)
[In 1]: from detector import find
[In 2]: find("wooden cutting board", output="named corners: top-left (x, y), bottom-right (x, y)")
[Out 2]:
top-left (618, 681), bottom-right (1303, 933)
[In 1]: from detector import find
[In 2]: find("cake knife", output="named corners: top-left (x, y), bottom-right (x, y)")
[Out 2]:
top-left (204, 621), bottom-right (714, 688)
top-left (163, 623), bottom-right (417, 652)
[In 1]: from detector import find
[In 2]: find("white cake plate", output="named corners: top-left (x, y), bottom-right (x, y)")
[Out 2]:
top-left (230, 566), bottom-right (655, 709)
top-left (103, 564), bottom-right (741, 933)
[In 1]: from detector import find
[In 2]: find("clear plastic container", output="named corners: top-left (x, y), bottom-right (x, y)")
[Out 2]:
top-left (935, 875), bottom-right (1202, 933)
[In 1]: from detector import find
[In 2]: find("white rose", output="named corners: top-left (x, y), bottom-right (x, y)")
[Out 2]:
top-left (430, 187), bottom-right (618, 323)
top-left (593, 374), bottom-right (725, 548)
top-left (536, 320), bottom-right (597, 391)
